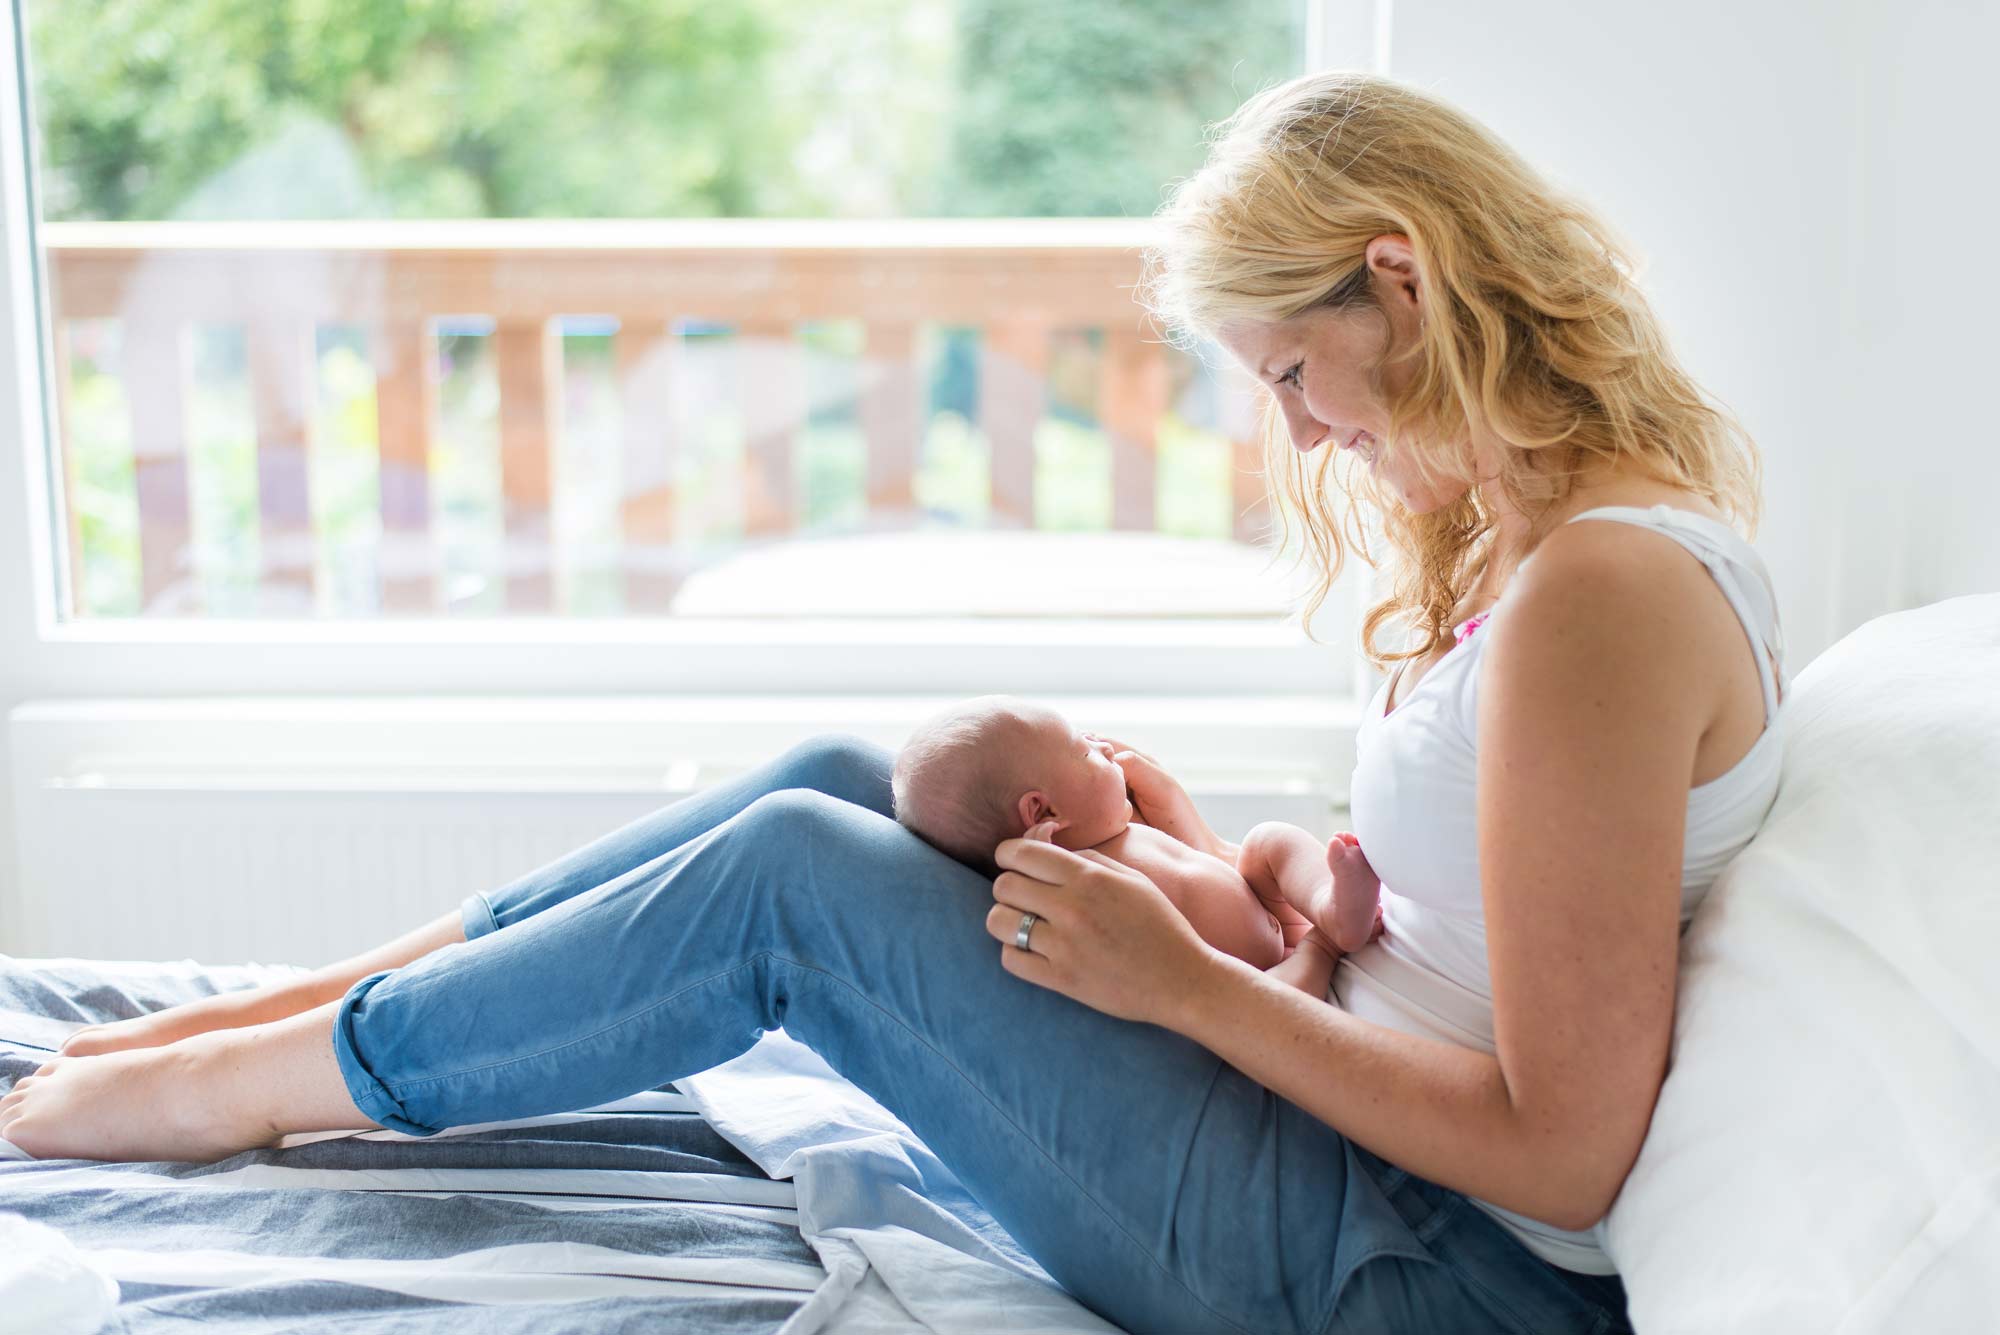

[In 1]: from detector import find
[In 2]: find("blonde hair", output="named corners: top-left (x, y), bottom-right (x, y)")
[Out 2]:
top-left (1142, 70), bottom-right (1762, 671)
top-left (891, 696), bottom-right (1040, 877)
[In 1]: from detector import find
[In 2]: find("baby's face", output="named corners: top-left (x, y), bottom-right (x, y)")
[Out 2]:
top-left (1020, 711), bottom-right (1134, 849)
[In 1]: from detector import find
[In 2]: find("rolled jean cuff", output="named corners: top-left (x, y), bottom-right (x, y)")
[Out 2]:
top-left (330, 969), bottom-right (444, 1138)
top-left (461, 891), bottom-right (501, 941)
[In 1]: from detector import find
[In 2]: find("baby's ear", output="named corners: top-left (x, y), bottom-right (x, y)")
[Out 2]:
top-left (1014, 789), bottom-right (1051, 833)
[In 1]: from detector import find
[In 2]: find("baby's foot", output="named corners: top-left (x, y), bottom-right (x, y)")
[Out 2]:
top-left (0, 1039), bottom-right (278, 1163)
top-left (1324, 832), bottom-right (1385, 953)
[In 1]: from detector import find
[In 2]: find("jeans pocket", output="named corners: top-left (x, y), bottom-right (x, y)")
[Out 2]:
top-left (1313, 1145), bottom-right (1445, 1334)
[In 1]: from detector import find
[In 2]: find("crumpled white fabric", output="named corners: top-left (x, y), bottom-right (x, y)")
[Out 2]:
top-left (1606, 594), bottom-right (2000, 1333)
top-left (0, 1212), bottom-right (119, 1335)
top-left (675, 1031), bottom-right (1127, 1335)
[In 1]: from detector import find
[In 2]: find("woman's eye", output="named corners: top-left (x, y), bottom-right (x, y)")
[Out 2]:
top-left (1279, 362), bottom-right (1304, 390)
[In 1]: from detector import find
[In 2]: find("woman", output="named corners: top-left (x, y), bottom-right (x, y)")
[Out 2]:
top-left (2, 70), bottom-right (1786, 1334)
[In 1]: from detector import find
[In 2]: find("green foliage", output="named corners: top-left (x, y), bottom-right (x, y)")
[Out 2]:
top-left (937, 0), bottom-right (1302, 217)
top-left (30, 0), bottom-right (1298, 220)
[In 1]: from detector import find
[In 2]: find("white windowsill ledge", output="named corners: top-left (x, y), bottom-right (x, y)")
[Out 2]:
top-left (10, 693), bottom-right (1365, 804)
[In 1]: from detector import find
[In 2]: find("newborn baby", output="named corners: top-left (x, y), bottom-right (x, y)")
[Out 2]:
top-left (891, 695), bottom-right (1383, 997)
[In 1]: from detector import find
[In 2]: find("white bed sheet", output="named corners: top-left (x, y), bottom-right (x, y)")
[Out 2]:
top-left (1604, 593), bottom-right (2000, 1333)
top-left (675, 1031), bottom-right (1127, 1335)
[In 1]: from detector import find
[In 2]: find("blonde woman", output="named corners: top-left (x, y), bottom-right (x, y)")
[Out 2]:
top-left (4, 71), bottom-right (1788, 1334)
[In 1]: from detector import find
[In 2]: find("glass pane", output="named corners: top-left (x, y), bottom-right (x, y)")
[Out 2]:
top-left (27, 0), bottom-right (1316, 621)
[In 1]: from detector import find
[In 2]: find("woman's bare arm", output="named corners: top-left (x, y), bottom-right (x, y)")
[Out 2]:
top-left (1165, 537), bottom-right (1717, 1229)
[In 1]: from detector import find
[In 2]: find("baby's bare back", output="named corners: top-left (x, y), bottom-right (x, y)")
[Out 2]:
top-left (1092, 824), bottom-right (1285, 968)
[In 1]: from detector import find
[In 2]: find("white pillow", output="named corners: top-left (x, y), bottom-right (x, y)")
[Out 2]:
top-left (1605, 594), bottom-right (2000, 1333)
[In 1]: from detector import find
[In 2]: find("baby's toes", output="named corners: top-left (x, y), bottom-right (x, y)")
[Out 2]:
top-left (1326, 835), bottom-right (1381, 889)
top-left (1326, 832), bottom-right (1360, 871)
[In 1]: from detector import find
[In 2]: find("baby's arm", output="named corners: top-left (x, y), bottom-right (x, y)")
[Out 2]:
top-left (1263, 925), bottom-right (1340, 997)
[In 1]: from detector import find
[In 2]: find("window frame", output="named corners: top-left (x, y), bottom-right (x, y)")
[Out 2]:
top-left (0, 1), bottom-right (1379, 703)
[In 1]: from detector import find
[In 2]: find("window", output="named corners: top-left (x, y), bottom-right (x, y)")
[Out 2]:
top-left (11, 2), bottom-right (1365, 697)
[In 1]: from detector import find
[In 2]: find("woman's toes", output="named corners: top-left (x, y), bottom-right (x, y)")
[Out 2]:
top-left (34, 1057), bottom-right (64, 1077)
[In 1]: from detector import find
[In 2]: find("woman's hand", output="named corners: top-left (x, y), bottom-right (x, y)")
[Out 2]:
top-left (985, 820), bottom-right (1219, 1027)
top-left (1093, 734), bottom-right (1227, 859)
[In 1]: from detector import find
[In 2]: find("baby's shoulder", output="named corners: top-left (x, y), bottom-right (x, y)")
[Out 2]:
top-left (1095, 823), bottom-right (1229, 879)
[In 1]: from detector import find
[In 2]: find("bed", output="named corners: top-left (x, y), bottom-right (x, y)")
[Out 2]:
top-left (0, 958), bottom-right (1123, 1334)
top-left (4, 593), bottom-right (1996, 1333)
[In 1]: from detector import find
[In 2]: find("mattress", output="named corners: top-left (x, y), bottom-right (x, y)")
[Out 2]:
top-left (0, 955), bottom-right (1125, 1334)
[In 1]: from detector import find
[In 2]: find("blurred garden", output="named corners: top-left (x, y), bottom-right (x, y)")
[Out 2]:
top-left (32, 1), bottom-right (1302, 615)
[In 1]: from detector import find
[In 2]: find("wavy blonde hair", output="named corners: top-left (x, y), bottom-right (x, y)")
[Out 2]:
top-left (1141, 70), bottom-right (1762, 672)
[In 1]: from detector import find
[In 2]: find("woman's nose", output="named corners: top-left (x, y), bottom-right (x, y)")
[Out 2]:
top-left (1277, 394), bottom-right (1327, 453)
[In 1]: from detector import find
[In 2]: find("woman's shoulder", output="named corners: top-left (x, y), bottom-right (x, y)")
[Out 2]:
top-left (1492, 498), bottom-right (1742, 736)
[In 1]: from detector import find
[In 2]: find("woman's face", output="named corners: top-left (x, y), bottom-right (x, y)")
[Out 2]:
top-left (1213, 241), bottom-right (1470, 515)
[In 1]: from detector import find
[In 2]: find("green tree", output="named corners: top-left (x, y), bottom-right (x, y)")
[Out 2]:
top-left (936, 0), bottom-right (1301, 216)
top-left (30, 0), bottom-right (1298, 222)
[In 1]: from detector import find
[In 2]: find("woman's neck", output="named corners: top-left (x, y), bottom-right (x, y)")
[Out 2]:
top-left (1470, 453), bottom-right (1640, 606)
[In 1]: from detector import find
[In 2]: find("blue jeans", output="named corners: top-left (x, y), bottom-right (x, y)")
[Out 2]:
top-left (331, 734), bottom-right (1633, 1335)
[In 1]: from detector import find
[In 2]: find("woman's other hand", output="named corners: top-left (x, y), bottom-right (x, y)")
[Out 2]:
top-left (985, 819), bottom-right (1218, 1027)
top-left (1094, 735), bottom-right (1227, 859)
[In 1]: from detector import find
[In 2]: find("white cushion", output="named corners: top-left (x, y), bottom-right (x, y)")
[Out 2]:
top-left (1606, 594), bottom-right (2000, 1332)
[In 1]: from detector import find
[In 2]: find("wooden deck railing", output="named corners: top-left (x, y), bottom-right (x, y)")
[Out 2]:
top-left (44, 220), bottom-right (1269, 616)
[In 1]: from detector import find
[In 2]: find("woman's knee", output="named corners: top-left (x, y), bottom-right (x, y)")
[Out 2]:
top-left (772, 731), bottom-right (895, 811)
top-left (732, 786), bottom-right (979, 914)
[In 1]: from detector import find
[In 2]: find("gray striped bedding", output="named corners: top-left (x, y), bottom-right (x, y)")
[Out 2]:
top-left (0, 955), bottom-right (1125, 1335)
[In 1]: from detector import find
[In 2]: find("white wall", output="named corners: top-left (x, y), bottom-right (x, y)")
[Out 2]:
top-left (1389, 0), bottom-right (1999, 666)
top-left (1855, 0), bottom-right (2000, 609)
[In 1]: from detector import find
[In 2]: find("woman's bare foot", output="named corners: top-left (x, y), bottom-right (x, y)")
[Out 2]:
top-left (1324, 832), bottom-right (1386, 953)
top-left (3, 1003), bottom-right (377, 1163)
top-left (61, 982), bottom-right (319, 1058)
top-left (1, 1043), bottom-right (276, 1162)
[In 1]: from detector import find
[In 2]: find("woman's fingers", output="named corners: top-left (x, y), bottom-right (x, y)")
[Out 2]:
top-left (991, 867), bottom-right (1061, 916)
top-left (986, 900), bottom-right (1039, 948)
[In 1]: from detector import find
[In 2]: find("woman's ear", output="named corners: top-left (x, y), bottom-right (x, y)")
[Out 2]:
top-left (1015, 790), bottom-right (1053, 831)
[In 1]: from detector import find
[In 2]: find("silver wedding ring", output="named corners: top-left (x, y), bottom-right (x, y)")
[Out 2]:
top-left (1014, 911), bottom-right (1039, 952)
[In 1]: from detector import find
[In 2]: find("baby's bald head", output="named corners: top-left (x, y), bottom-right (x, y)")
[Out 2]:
top-left (891, 695), bottom-right (1055, 876)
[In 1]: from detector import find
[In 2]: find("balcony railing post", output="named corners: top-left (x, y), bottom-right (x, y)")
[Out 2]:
top-left (246, 314), bottom-right (319, 611)
top-left (982, 319), bottom-right (1045, 529)
top-left (123, 314), bottom-right (195, 614)
top-left (495, 318), bottom-right (560, 612)
top-left (1102, 326), bottom-right (1165, 532)
top-left (861, 321), bottom-right (918, 517)
top-left (737, 320), bottom-right (800, 538)
top-left (617, 316), bottom-right (680, 611)
top-left (371, 319), bottom-right (439, 613)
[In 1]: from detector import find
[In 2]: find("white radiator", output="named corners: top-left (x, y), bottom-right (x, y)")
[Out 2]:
top-left (7, 696), bottom-right (1355, 966)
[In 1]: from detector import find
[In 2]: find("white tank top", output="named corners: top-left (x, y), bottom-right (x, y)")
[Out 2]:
top-left (1332, 503), bottom-right (1789, 1274)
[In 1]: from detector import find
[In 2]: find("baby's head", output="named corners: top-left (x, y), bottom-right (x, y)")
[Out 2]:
top-left (892, 695), bottom-right (1134, 875)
